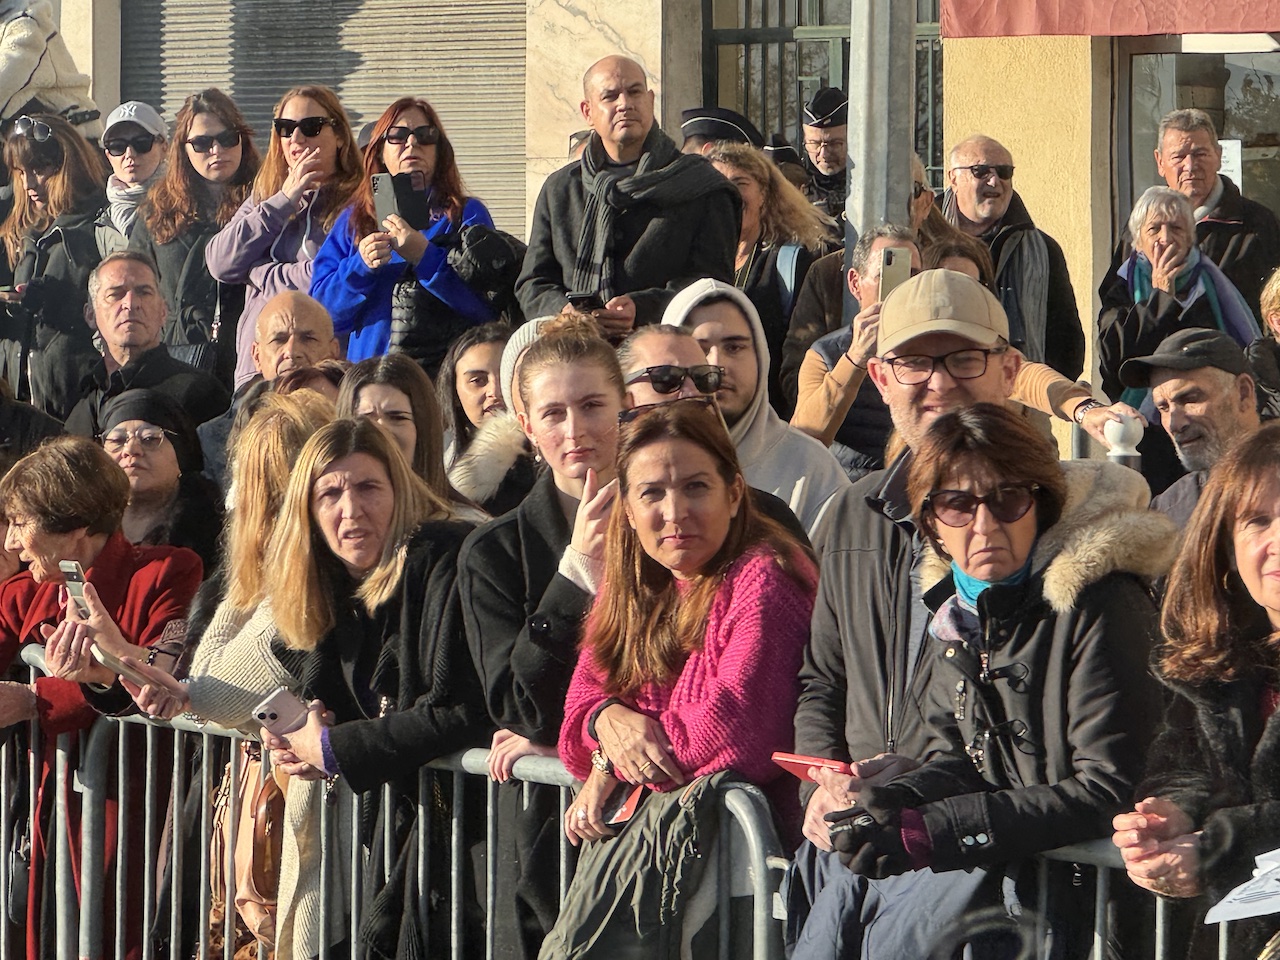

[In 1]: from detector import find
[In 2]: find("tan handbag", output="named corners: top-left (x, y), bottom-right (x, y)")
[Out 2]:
top-left (208, 742), bottom-right (287, 958)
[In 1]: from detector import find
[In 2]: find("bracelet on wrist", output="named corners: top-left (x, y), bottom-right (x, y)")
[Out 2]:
top-left (590, 748), bottom-right (614, 777)
top-left (1072, 399), bottom-right (1105, 424)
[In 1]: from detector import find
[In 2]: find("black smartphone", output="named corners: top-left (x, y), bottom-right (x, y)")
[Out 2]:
top-left (370, 172), bottom-right (433, 232)
top-left (566, 291), bottom-right (605, 312)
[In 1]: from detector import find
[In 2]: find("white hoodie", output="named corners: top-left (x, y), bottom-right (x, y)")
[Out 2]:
top-left (661, 278), bottom-right (850, 537)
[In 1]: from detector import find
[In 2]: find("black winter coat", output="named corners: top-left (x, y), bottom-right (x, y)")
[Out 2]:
top-left (1138, 643), bottom-right (1280, 960)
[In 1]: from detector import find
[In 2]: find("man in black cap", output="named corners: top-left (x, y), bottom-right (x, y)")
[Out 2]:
top-left (515, 55), bottom-right (740, 336)
top-left (1119, 327), bottom-right (1262, 528)
top-left (679, 106), bottom-right (763, 155)
top-left (800, 87), bottom-right (849, 222)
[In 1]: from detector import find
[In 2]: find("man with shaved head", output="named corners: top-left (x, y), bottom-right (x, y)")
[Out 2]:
top-left (515, 55), bottom-right (740, 336)
top-left (942, 134), bottom-right (1082, 381)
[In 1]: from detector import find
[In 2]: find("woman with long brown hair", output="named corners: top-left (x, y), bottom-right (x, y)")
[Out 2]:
top-left (206, 84), bottom-right (362, 388)
top-left (1114, 422), bottom-right (1280, 958)
top-left (310, 96), bottom-right (496, 378)
top-left (0, 113), bottom-right (114, 418)
top-left (130, 88), bottom-right (260, 383)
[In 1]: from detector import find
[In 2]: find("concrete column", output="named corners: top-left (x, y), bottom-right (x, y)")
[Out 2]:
top-left (57, 0), bottom-right (120, 112)
top-left (845, 1), bottom-right (916, 236)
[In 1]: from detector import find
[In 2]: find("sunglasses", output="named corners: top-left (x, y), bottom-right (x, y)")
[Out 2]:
top-left (384, 124), bottom-right (440, 146)
top-left (186, 129), bottom-right (242, 153)
top-left (618, 394), bottom-right (719, 426)
top-left (959, 163), bottom-right (1014, 182)
top-left (925, 484), bottom-right (1039, 528)
top-left (624, 364), bottom-right (724, 395)
top-left (272, 116), bottom-right (333, 139)
top-left (11, 116), bottom-right (52, 142)
top-left (104, 135), bottom-right (158, 157)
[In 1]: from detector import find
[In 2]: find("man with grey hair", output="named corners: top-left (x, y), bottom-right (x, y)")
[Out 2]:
top-left (941, 134), bottom-right (1083, 380)
top-left (1100, 107), bottom-right (1280, 318)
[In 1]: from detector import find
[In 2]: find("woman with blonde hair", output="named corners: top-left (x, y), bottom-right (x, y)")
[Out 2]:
top-left (1246, 265), bottom-right (1280, 418)
top-left (705, 141), bottom-right (835, 415)
top-left (206, 84), bottom-right (363, 388)
top-left (0, 113), bottom-right (115, 417)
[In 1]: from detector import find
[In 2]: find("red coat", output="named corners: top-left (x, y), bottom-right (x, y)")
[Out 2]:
top-left (0, 530), bottom-right (203, 734)
top-left (0, 530), bottom-right (202, 960)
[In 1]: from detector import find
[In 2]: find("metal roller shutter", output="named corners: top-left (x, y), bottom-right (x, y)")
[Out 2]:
top-left (119, 0), bottom-right (526, 235)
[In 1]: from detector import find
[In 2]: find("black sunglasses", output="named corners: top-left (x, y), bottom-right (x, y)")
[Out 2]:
top-left (11, 116), bottom-right (51, 142)
top-left (384, 124), bottom-right (440, 146)
top-left (618, 394), bottom-right (719, 425)
top-left (186, 129), bottom-right (241, 154)
top-left (273, 116), bottom-right (333, 139)
top-left (624, 364), bottom-right (724, 396)
top-left (104, 135), bottom-right (158, 157)
top-left (925, 484), bottom-right (1039, 528)
top-left (959, 163), bottom-right (1014, 182)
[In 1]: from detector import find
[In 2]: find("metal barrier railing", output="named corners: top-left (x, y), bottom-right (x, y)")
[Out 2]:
top-left (3, 643), bottom-right (1237, 960)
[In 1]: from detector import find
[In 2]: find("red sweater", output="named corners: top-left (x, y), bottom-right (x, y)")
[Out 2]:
top-left (559, 545), bottom-right (817, 792)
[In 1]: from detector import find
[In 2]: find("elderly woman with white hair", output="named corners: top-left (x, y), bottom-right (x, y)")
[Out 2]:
top-left (1098, 185), bottom-right (1260, 490)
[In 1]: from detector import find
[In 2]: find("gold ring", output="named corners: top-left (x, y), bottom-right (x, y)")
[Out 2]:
top-left (639, 761), bottom-right (653, 772)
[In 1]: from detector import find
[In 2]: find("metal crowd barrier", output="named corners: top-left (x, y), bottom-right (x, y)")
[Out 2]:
top-left (0, 643), bottom-right (1239, 960)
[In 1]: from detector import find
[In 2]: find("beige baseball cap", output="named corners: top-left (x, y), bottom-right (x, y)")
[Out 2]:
top-left (876, 269), bottom-right (1010, 357)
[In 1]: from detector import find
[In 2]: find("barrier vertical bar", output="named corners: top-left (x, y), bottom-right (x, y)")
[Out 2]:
top-left (0, 737), bottom-right (11, 958)
top-left (452, 773), bottom-right (463, 960)
top-left (351, 788), bottom-right (364, 952)
top-left (383, 782), bottom-right (394, 884)
top-left (1219, 920), bottom-right (1230, 960)
top-left (168, 730), bottom-right (186, 953)
top-left (1155, 894), bottom-right (1168, 960)
top-left (116, 722), bottom-right (129, 960)
top-left (1092, 865), bottom-right (1109, 960)
top-left (485, 777), bottom-right (496, 960)
top-left (77, 721), bottom-right (114, 960)
top-left (1035, 858), bottom-right (1050, 959)
top-left (141, 723), bottom-right (157, 960)
top-left (223, 741), bottom-right (240, 960)
top-left (319, 776), bottom-right (331, 960)
top-left (54, 732), bottom-right (74, 960)
top-left (417, 770), bottom-right (429, 942)
top-left (717, 812), bottom-right (730, 960)
top-left (558, 785), bottom-right (570, 904)
top-left (198, 734), bottom-right (213, 960)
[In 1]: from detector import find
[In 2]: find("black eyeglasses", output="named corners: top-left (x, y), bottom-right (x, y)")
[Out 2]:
top-left (104, 135), bottom-right (158, 157)
top-left (925, 484), bottom-right (1039, 528)
top-left (883, 346), bottom-right (1008, 385)
top-left (384, 124), bottom-right (440, 146)
top-left (911, 181), bottom-right (930, 199)
top-left (959, 163), bottom-right (1014, 182)
top-left (618, 394), bottom-right (719, 426)
top-left (624, 364), bottom-right (724, 396)
top-left (273, 116), bottom-right (333, 139)
top-left (11, 116), bottom-right (51, 142)
top-left (186, 129), bottom-right (241, 153)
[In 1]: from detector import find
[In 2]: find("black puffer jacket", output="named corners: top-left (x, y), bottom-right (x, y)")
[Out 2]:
top-left (885, 460), bottom-right (1173, 872)
top-left (1137, 629), bottom-right (1280, 960)
top-left (3, 204), bottom-right (108, 418)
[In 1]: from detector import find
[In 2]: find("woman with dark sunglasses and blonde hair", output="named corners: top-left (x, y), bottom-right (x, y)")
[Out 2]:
top-left (129, 88), bottom-right (261, 384)
top-left (311, 96), bottom-right (496, 379)
top-left (0, 112), bottom-right (114, 418)
top-left (207, 84), bottom-right (362, 388)
top-left (789, 402), bottom-right (1170, 959)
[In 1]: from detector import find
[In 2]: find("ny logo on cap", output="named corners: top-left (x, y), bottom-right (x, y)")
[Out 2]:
top-left (117, 103), bottom-right (140, 118)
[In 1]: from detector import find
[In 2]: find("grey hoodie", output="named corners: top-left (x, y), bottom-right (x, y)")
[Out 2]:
top-left (661, 278), bottom-right (849, 538)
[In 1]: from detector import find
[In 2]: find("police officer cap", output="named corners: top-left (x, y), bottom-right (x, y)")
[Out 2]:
top-left (803, 87), bottom-right (848, 128)
top-left (680, 107), bottom-right (764, 148)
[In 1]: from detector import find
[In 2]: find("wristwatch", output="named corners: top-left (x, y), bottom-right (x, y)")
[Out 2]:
top-left (1072, 399), bottom-right (1105, 424)
top-left (590, 748), bottom-right (614, 776)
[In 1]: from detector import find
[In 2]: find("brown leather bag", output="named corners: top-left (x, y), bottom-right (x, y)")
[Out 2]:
top-left (209, 743), bottom-right (286, 957)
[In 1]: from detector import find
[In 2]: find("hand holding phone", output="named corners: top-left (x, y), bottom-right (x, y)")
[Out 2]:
top-left (565, 291), bottom-right (605, 312)
top-left (772, 751), bottom-right (854, 782)
top-left (252, 687), bottom-right (311, 738)
top-left (58, 560), bottom-right (91, 619)
top-left (878, 246), bottom-right (914, 302)
top-left (90, 644), bottom-right (156, 689)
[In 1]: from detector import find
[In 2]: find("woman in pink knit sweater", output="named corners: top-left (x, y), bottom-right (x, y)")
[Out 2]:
top-left (556, 395), bottom-right (818, 844)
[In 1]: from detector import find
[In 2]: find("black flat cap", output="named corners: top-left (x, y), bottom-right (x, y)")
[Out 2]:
top-left (803, 87), bottom-right (848, 128)
top-left (1119, 327), bottom-right (1250, 388)
top-left (763, 132), bottom-right (802, 167)
top-left (680, 107), bottom-right (764, 148)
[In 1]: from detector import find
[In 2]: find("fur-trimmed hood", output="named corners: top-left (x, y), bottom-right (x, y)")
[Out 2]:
top-left (447, 411), bottom-right (530, 505)
top-left (921, 459), bottom-right (1178, 614)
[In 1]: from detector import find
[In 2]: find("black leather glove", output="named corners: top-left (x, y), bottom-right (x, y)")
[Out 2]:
top-left (824, 784), bottom-right (913, 879)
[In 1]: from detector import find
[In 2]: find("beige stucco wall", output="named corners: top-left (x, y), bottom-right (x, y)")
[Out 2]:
top-left (943, 35), bottom-right (1113, 449)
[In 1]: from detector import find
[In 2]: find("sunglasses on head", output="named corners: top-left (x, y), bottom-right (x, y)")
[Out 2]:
top-left (618, 394), bottom-right (719, 426)
top-left (104, 135), bottom-right (158, 157)
top-left (272, 116), bottom-right (332, 139)
top-left (925, 484), bottom-right (1039, 528)
top-left (186, 129), bottom-right (241, 153)
top-left (384, 124), bottom-right (440, 146)
top-left (624, 364), bottom-right (724, 395)
top-left (11, 116), bottom-right (52, 143)
top-left (960, 163), bottom-right (1014, 182)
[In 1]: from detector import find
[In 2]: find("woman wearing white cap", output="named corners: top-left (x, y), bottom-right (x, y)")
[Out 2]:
top-left (100, 99), bottom-right (166, 237)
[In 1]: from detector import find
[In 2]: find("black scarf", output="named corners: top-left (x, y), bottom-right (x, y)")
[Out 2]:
top-left (571, 125), bottom-right (733, 300)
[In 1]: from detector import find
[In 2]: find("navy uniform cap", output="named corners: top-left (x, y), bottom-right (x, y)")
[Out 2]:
top-left (680, 107), bottom-right (764, 148)
top-left (803, 87), bottom-right (848, 128)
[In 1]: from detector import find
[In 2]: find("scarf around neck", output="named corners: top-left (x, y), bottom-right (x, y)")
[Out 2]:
top-left (107, 165), bottom-right (164, 236)
top-left (929, 553), bottom-right (1034, 651)
top-left (570, 125), bottom-right (734, 301)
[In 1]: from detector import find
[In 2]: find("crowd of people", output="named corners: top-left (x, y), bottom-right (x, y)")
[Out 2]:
top-left (0, 44), bottom-right (1275, 960)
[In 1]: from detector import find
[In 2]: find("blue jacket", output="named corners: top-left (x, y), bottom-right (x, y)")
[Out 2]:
top-left (310, 197), bottom-right (496, 362)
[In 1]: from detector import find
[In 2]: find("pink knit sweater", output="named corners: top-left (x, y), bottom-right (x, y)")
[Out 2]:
top-left (559, 545), bottom-right (818, 791)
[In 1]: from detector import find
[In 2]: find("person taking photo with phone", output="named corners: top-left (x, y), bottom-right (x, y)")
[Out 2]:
top-left (311, 97), bottom-right (497, 379)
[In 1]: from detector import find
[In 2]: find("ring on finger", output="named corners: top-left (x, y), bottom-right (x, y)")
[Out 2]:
top-left (576, 809), bottom-right (587, 821)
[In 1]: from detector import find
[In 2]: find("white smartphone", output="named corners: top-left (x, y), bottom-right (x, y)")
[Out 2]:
top-left (90, 644), bottom-right (154, 688)
top-left (879, 246), bottom-right (914, 301)
top-left (252, 687), bottom-right (310, 738)
top-left (58, 560), bottom-right (91, 618)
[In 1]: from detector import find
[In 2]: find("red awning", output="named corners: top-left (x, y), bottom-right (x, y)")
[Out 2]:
top-left (941, 1), bottom-right (1280, 38)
